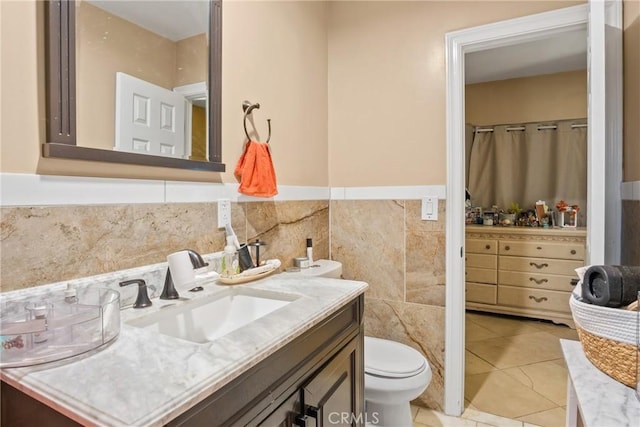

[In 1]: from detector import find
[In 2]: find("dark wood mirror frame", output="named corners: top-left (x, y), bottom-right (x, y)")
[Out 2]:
top-left (43, 0), bottom-right (225, 172)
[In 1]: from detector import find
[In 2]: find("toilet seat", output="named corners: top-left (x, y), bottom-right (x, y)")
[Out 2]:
top-left (364, 337), bottom-right (426, 379)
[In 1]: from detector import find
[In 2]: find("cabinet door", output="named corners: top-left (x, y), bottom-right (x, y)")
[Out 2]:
top-left (300, 337), bottom-right (362, 427)
top-left (259, 391), bottom-right (301, 427)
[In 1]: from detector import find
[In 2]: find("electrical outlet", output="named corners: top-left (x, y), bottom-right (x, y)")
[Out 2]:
top-left (217, 199), bottom-right (231, 228)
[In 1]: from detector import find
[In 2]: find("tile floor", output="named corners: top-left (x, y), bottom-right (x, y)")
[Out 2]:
top-left (410, 311), bottom-right (578, 427)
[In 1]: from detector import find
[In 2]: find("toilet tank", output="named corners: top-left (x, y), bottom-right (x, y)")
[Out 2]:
top-left (282, 259), bottom-right (342, 279)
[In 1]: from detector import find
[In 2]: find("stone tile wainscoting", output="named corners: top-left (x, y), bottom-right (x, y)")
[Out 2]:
top-left (331, 199), bottom-right (446, 410)
top-left (0, 201), bottom-right (329, 293)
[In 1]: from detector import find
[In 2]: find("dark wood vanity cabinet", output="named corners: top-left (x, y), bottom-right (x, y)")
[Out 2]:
top-left (259, 337), bottom-right (360, 427)
top-left (168, 294), bottom-right (365, 427)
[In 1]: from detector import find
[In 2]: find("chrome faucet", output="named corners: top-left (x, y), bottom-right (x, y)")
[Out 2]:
top-left (160, 249), bottom-right (208, 300)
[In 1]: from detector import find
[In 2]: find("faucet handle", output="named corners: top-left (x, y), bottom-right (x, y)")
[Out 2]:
top-left (119, 279), bottom-right (152, 308)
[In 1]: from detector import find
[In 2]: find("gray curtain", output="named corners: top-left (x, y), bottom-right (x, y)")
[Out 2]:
top-left (467, 119), bottom-right (587, 222)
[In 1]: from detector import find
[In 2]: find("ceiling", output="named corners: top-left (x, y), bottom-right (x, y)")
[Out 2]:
top-left (465, 27), bottom-right (588, 84)
top-left (86, 0), bottom-right (208, 41)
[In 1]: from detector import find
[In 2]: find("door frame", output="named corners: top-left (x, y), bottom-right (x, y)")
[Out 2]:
top-left (444, 4), bottom-right (597, 416)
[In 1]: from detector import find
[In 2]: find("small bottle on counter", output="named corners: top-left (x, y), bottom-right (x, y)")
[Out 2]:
top-left (221, 236), bottom-right (239, 278)
top-left (306, 238), bottom-right (314, 265)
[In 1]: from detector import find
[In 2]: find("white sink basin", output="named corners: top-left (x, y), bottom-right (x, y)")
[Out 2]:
top-left (126, 288), bottom-right (299, 343)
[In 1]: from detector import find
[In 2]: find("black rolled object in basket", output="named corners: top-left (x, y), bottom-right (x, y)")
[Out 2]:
top-left (582, 265), bottom-right (640, 307)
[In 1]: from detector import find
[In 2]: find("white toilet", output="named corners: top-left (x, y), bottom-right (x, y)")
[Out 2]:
top-left (283, 260), bottom-right (432, 426)
top-left (364, 337), bottom-right (431, 426)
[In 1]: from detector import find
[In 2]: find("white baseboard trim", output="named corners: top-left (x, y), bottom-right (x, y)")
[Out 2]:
top-left (1, 173), bottom-right (446, 206)
top-left (621, 181), bottom-right (640, 201)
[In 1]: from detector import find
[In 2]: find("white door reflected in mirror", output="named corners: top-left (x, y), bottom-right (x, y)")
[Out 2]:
top-left (115, 72), bottom-right (187, 158)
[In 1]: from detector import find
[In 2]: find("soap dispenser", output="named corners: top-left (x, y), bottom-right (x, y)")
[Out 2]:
top-left (221, 236), bottom-right (239, 278)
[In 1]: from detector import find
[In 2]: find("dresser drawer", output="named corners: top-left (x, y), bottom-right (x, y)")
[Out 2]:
top-left (499, 240), bottom-right (584, 260)
top-left (466, 253), bottom-right (497, 269)
top-left (466, 239), bottom-right (498, 255)
top-left (466, 267), bottom-right (497, 284)
top-left (499, 270), bottom-right (575, 292)
top-left (498, 285), bottom-right (571, 313)
top-left (499, 256), bottom-right (582, 276)
top-left (466, 282), bottom-right (497, 304)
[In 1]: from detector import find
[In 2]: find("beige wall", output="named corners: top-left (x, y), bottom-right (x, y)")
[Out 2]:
top-left (465, 70), bottom-right (587, 125)
top-left (0, 1), bottom-right (329, 186)
top-left (222, 1), bottom-right (329, 186)
top-left (624, 0), bottom-right (640, 182)
top-left (175, 33), bottom-right (208, 87)
top-left (327, 1), bottom-right (584, 187)
top-left (7, 0), bottom-right (637, 187)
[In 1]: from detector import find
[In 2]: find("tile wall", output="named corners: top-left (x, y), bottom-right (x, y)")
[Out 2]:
top-left (0, 201), bottom-right (329, 292)
top-left (331, 199), bottom-right (446, 410)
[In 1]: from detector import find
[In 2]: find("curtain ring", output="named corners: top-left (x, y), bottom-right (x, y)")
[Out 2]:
top-left (242, 101), bottom-right (271, 143)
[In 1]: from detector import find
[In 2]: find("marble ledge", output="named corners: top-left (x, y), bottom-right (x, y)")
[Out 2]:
top-left (0, 266), bottom-right (368, 426)
top-left (561, 339), bottom-right (640, 427)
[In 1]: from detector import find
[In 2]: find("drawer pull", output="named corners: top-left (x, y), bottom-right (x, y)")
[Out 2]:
top-left (536, 246), bottom-right (542, 250)
top-left (571, 249), bottom-right (577, 255)
top-left (529, 277), bottom-right (549, 284)
top-left (529, 262), bottom-right (549, 269)
top-left (505, 245), bottom-right (510, 251)
top-left (529, 295), bottom-right (548, 303)
top-left (485, 244), bottom-right (491, 250)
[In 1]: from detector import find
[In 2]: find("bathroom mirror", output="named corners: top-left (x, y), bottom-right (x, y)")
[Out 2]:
top-left (44, 0), bottom-right (224, 172)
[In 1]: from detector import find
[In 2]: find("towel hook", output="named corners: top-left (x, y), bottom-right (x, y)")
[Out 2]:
top-left (242, 100), bottom-right (271, 143)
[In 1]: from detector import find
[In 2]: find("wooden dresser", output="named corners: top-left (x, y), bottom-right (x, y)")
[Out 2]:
top-left (465, 225), bottom-right (586, 327)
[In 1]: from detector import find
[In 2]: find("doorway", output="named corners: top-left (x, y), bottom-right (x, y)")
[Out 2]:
top-left (443, 1), bottom-right (622, 417)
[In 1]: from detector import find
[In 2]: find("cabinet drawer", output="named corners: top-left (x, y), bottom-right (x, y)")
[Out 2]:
top-left (466, 267), bottom-right (497, 284)
top-left (466, 282), bottom-right (497, 304)
top-left (498, 285), bottom-right (571, 313)
top-left (466, 253), bottom-right (497, 269)
top-left (466, 239), bottom-right (498, 255)
top-left (499, 256), bottom-right (582, 276)
top-left (499, 240), bottom-right (584, 260)
top-left (499, 270), bottom-right (575, 292)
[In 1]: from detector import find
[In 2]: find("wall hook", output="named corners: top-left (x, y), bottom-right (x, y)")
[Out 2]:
top-left (242, 100), bottom-right (271, 143)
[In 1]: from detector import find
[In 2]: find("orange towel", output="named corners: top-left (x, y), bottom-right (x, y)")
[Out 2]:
top-left (234, 141), bottom-right (278, 197)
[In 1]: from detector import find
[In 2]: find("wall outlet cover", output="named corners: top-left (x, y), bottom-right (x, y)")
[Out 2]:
top-left (217, 199), bottom-right (231, 228)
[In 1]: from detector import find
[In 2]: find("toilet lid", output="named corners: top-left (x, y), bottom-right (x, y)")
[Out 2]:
top-left (364, 337), bottom-right (427, 379)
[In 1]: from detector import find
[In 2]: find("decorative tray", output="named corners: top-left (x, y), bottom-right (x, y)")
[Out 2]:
top-left (0, 288), bottom-right (120, 368)
top-left (218, 265), bottom-right (277, 285)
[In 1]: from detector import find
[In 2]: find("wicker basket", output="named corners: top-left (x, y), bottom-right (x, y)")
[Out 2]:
top-left (570, 295), bottom-right (639, 388)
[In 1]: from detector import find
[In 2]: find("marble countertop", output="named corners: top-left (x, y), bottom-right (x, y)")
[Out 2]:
top-left (561, 339), bottom-right (640, 426)
top-left (1, 273), bottom-right (368, 426)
